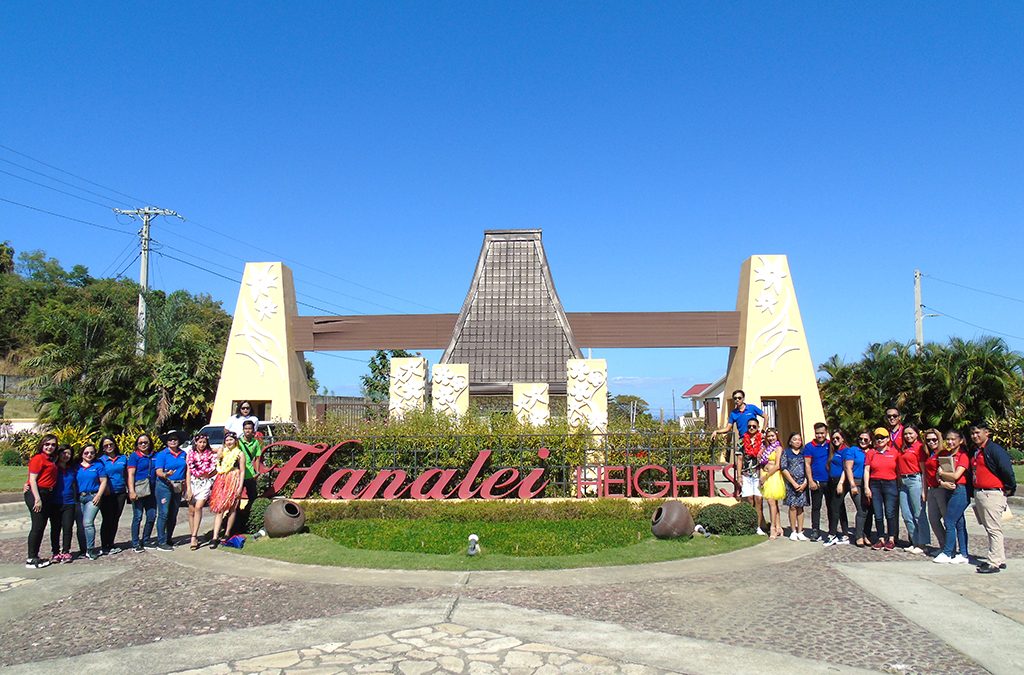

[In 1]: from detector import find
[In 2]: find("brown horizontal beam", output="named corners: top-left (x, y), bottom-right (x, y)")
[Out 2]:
top-left (566, 311), bottom-right (740, 348)
top-left (292, 311), bottom-right (740, 351)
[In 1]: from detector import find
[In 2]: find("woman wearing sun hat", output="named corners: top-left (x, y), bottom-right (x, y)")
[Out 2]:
top-left (864, 427), bottom-right (900, 551)
top-left (154, 430), bottom-right (188, 551)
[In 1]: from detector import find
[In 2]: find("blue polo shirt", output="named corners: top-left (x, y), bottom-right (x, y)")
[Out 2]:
top-left (727, 404), bottom-right (764, 437)
top-left (57, 467), bottom-right (77, 505)
top-left (843, 445), bottom-right (866, 480)
top-left (75, 461), bottom-right (106, 494)
top-left (154, 448), bottom-right (187, 481)
top-left (99, 454), bottom-right (128, 493)
top-left (804, 441), bottom-right (830, 481)
top-left (127, 450), bottom-right (155, 483)
top-left (827, 446), bottom-right (847, 479)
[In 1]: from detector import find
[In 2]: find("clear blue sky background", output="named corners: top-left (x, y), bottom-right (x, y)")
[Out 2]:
top-left (2, 3), bottom-right (1023, 415)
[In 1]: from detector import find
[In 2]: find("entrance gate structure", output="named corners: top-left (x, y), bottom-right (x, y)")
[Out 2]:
top-left (211, 230), bottom-right (824, 443)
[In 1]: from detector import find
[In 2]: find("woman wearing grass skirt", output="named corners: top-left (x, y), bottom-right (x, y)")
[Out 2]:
top-left (186, 432), bottom-right (218, 550)
top-left (209, 430), bottom-right (245, 549)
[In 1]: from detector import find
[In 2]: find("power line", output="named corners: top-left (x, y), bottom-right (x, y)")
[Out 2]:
top-left (922, 273), bottom-right (1024, 306)
top-left (0, 142), bottom-right (149, 204)
top-left (0, 195), bottom-right (136, 236)
top-left (114, 252), bottom-right (141, 280)
top-left (922, 304), bottom-right (1024, 342)
top-left (100, 239), bottom-right (139, 278)
top-left (0, 167), bottom-right (124, 210)
top-left (0, 157), bottom-right (131, 208)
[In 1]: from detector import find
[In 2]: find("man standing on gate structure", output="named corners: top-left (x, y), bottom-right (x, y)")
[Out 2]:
top-left (714, 390), bottom-right (766, 494)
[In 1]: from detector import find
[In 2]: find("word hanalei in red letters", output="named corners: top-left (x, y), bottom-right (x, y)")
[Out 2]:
top-left (256, 441), bottom-right (551, 501)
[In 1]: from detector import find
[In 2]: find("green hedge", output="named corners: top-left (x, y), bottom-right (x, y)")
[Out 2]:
top-left (300, 498), bottom-right (705, 524)
top-left (696, 503), bottom-right (758, 535)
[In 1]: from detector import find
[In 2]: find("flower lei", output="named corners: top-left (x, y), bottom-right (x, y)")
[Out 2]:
top-left (742, 431), bottom-right (763, 459)
top-left (188, 448), bottom-right (217, 476)
top-left (760, 439), bottom-right (781, 467)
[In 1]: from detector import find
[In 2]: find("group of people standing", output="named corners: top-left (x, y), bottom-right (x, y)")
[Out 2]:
top-left (721, 391), bottom-right (1017, 574)
top-left (22, 401), bottom-right (267, 569)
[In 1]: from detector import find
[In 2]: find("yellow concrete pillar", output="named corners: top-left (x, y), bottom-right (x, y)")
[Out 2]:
top-left (722, 255), bottom-right (826, 443)
top-left (567, 359), bottom-right (608, 435)
top-left (389, 356), bottom-right (427, 420)
top-left (211, 262), bottom-right (311, 424)
top-left (431, 363), bottom-right (469, 418)
top-left (513, 383), bottom-right (550, 426)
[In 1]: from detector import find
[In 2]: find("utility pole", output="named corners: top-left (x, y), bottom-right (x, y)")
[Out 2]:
top-left (914, 269), bottom-right (924, 352)
top-left (113, 206), bottom-right (183, 355)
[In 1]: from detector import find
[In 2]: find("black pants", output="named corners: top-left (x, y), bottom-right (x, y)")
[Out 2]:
top-left (809, 479), bottom-right (828, 535)
top-left (24, 488), bottom-right (53, 560)
top-left (50, 503), bottom-right (75, 554)
top-left (99, 491), bottom-right (127, 550)
top-left (238, 477), bottom-right (259, 530)
top-left (827, 477), bottom-right (850, 536)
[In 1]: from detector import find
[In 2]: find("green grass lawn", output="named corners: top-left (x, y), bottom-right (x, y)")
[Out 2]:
top-left (2, 399), bottom-right (38, 419)
top-left (240, 523), bottom-right (760, 571)
top-left (0, 466), bottom-right (26, 493)
top-left (1016, 464), bottom-right (1024, 484)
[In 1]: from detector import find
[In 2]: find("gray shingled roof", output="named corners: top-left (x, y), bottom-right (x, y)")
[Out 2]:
top-left (440, 230), bottom-right (582, 393)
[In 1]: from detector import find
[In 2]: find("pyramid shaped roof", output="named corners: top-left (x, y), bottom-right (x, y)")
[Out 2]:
top-left (440, 230), bottom-right (582, 393)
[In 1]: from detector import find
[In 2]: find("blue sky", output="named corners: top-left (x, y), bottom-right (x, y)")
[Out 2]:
top-left (2, 3), bottom-right (1023, 414)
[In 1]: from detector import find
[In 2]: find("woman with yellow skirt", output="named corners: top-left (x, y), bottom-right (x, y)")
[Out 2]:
top-left (209, 431), bottom-right (245, 548)
top-left (760, 428), bottom-right (787, 539)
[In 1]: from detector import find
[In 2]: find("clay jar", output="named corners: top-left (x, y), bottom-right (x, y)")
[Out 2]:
top-left (650, 500), bottom-right (694, 539)
top-left (263, 499), bottom-right (306, 538)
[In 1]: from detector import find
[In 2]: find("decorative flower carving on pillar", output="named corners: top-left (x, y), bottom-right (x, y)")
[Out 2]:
top-left (389, 358), bottom-right (427, 420)
top-left (233, 263), bottom-right (283, 377)
top-left (514, 383), bottom-right (550, 426)
top-left (431, 364), bottom-right (469, 418)
top-left (751, 256), bottom-right (801, 371)
top-left (566, 359), bottom-right (608, 434)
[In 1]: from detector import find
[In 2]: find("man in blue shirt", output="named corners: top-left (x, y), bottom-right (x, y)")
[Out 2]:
top-left (803, 422), bottom-right (831, 542)
top-left (714, 390), bottom-right (765, 466)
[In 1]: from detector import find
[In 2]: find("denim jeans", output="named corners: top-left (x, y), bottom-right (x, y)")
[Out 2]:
top-left (155, 480), bottom-right (181, 545)
top-left (898, 474), bottom-right (929, 546)
top-left (131, 493), bottom-right (156, 547)
top-left (942, 484), bottom-right (969, 557)
top-left (76, 493), bottom-right (101, 552)
top-left (871, 478), bottom-right (899, 539)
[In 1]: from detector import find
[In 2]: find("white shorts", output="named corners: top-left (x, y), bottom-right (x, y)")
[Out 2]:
top-left (741, 474), bottom-right (762, 498)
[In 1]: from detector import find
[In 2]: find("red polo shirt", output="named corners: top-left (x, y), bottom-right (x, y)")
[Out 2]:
top-left (925, 451), bottom-right (968, 487)
top-left (26, 452), bottom-right (57, 489)
top-left (897, 441), bottom-right (926, 477)
top-left (866, 448), bottom-right (898, 481)
top-left (973, 447), bottom-right (1004, 490)
top-left (889, 424), bottom-right (905, 451)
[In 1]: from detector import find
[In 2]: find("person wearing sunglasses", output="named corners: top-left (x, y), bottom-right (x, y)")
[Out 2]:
top-left (884, 407), bottom-right (905, 451)
top-left (98, 436), bottom-right (128, 555)
top-left (921, 428), bottom-right (948, 554)
top-left (823, 429), bottom-right (850, 546)
top-left (127, 434), bottom-right (157, 553)
top-left (864, 427), bottom-right (899, 551)
top-left (968, 422), bottom-right (1016, 574)
top-left (225, 400), bottom-right (259, 437)
top-left (845, 431), bottom-right (872, 546)
top-left (737, 419), bottom-right (768, 535)
top-left (713, 390), bottom-right (765, 465)
top-left (74, 443), bottom-right (108, 560)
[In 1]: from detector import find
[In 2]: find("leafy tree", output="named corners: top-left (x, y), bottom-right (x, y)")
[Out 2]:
top-left (0, 241), bottom-right (14, 274)
top-left (607, 394), bottom-right (653, 424)
top-left (304, 359), bottom-right (319, 394)
top-left (819, 337), bottom-right (1024, 434)
top-left (360, 349), bottom-right (413, 402)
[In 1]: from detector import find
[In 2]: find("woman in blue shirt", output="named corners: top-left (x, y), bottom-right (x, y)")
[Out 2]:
top-left (98, 436), bottom-right (128, 555)
top-left (127, 434), bottom-right (157, 552)
top-left (844, 431), bottom-right (871, 547)
top-left (75, 444), bottom-right (108, 560)
top-left (154, 430), bottom-right (188, 551)
top-left (49, 445), bottom-right (78, 564)
top-left (824, 430), bottom-right (850, 546)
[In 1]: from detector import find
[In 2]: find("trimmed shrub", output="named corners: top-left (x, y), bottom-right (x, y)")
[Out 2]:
top-left (247, 497), bottom-right (272, 534)
top-left (1, 449), bottom-right (21, 466)
top-left (696, 503), bottom-right (757, 536)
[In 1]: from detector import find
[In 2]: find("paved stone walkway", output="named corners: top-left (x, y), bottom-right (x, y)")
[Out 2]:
top-left (1, 497), bottom-right (1022, 674)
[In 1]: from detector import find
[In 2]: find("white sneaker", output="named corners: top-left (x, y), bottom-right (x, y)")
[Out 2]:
top-left (933, 553), bottom-right (953, 564)
top-left (822, 536), bottom-right (837, 547)
top-left (951, 554), bottom-right (969, 565)
top-left (796, 532), bottom-right (809, 541)
top-left (837, 537), bottom-right (850, 545)
top-left (789, 532), bottom-right (799, 541)
top-left (907, 546), bottom-right (924, 555)
top-left (756, 527), bottom-right (767, 536)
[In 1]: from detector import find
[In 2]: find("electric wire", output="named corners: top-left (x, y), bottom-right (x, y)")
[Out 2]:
top-left (0, 167), bottom-right (124, 210)
top-left (0, 141), bottom-right (443, 312)
top-left (0, 196), bottom-right (136, 236)
top-left (0, 156), bottom-right (131, 208)
top-left (922, 304), bottom-right (1024, 342)
top-left (100, 239), bottom-right (139, 278)
top-left (922, 273), bottom-right (1024, 306)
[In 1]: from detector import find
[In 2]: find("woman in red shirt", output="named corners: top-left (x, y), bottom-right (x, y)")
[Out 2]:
top-left (864, 428), bottom-right (900, 551)
top-left (922, 428), bottom-right (947, 552)
top-left (24, 434), bottom-right (59, 569)
top-left (933, 429), bottom-right (971, 564)
top-left (898, 426), bottom-right (929, 554)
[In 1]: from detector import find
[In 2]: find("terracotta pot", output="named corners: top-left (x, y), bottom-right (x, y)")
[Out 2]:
top-left (264, 499), bottom-right (306, 538)
top-left (651, 500), bottom-right (694, 539)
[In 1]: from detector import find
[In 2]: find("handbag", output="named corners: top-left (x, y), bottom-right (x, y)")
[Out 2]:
top-left (133, 478), bottom-right (151, 498)
top-left (170, 480), bottom-right (185, 494)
